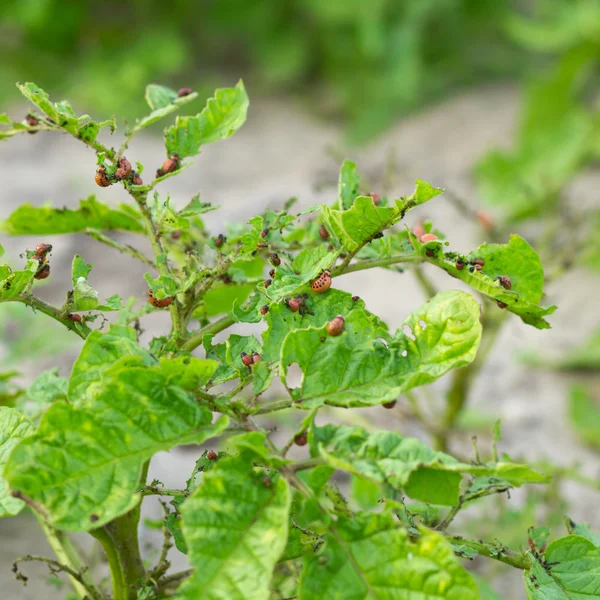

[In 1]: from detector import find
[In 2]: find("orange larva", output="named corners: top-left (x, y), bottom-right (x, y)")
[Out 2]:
top-left (382, 400), bottom-right (397, 409)
top-left (148, 290), bottom-right (174, 308)
top-left (177, 87), bottom-right (193, 97)
top-left (114, 156), bottom-right (132, 181)
top-left (207, 450), bottom-right (218, 460)
top-left (496, 275), bottom-right (512, 290)
top-left (34, 262), bottom-right (50, 280)
top-left (252, 352), bottom-right (261, 364)
top-left (34, 243), bottom-right (52, 258)
top-left (310, 270), bottom-right (331, 294)
top-left (260, 305), bottom-right (269, 315)
top-left (370, 192), bottom-right (381, 206)
top-left (67, 313), bottom-right (83, 323)
top-left (95, 165), bottom-right (111, 187)
top-left (497, 300), bottom-right (508, 309)
top-left (327, 315), bottom-right (345, 336)
top-left (419, 233), bottom-right (438, 243)
top-left (156, 153), bottom-right (180, 178)
top-left (294, 432), bottom-right (308, 446)
top-left (319, 224), bottom-right (329, 240)
top-left (241, 352), bottom-right (253, 367)
top-left (131, 172), bottom-right (143, 185)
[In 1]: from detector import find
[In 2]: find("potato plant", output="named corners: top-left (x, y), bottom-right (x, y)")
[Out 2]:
top-left (0, 81), bottom-right (598, 600)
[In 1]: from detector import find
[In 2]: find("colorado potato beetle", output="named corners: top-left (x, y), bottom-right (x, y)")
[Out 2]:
top-left (95, 165), bottom-right (111, 187)
top-left (268, 253), bottom-right (281, 267)
top-left (497, 300), bottom-right (508, 309)
top-left (327, 315), bottom-right (345, 336)
top-left (260, 305), bottom-right (269, 315)
top-left (131, 172), bottom-right (143, 185)
top-left (285, 297), bottom-right (303, 313)
top-left (456, 259), bottom-right (465, 271)
top-left (260, 228), bottom-right (269, 239)
top-left (269, 269), bottom-right (275, 279)
top-left (156, 153), bottom-right (180, 178)
top-left (319, 224), bottom-right (329, 240)
top-left (471, 258), bottom-right (485, 266)
top-left (67, 313), bottom-right (83, 323)
top-left (241, 352), bottom-right (253, 367)
top-left (252, 352), bottom-right (261, 364)
top-left (215, 234), bottom-right (226, 248)
top-left (382, 400), bottom-right (397, 409)
top-left (148, 290), bottom-right (174, 308)
top-left (419, 233), bottom-right (438, 243)
top-left (264, 279), bottom-right (272, 289)
top-left (496, 275), bottom-right (512, 290)
top-left (310, 270), bottom-right (331, 293)
top-left (34, 243), bottom-right (52, 258)
top-left (370, 192), bottom-right (381, 206)
top-left (352, 295), bottom-right (360, 302)
top-left (207, 450), bottom-right (218, 460)
top-left (177, 87), bottom-right (193, 97)
top-left (25, 114), bottom-right (39, 132)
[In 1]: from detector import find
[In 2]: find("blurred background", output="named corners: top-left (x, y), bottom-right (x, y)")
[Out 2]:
top-left (1, 1), bottom-right (600, 598)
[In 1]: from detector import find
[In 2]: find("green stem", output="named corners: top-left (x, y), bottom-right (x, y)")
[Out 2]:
top-left (9, 294), bottom-right (91, 339)
top-left (413, 266), bottom-right (438, 299)
top-left (35, 514), bottom-right (101, 599)
top-left (90, 527), bottom-right (127, 600)
top-left (182, 314), bottom-right (235, 353)
top-left (85, 228), bottom-right (156, 268)
top-left (447, 536), bottom-right (532, 570)
top-left (254, 398), bottom-right (294, 415)
top-left (331, 253), bottom-right (421, 277)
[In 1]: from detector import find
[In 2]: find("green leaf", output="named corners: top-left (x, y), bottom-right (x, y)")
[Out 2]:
top-left (298, 514), bottom-right (479, 599)
top-left (5, 368), bottom-right (228, 530)
top-left (165, 80), bottom-right (249, 159)
top-left (252, 361), bottom-right (274, 396)
top-left (158, 356), bottom-right (218, 391)
top-left (145, 84), bottom-right (178, 110)
top-left (203, 334), bottom-right (261, 385)
top-left (16, 83), bottom-right (116, 142)
top-left (262, 289), bottom-right (383, 363)
top-left (524, 535), bottom-right (600, 599)
top-left (312, 425), bottom-right (548, 506)
top-left (566, 518), bottom-right (600, 547)
top-left (337, 160), bottom-right (361, 210)
top-left (0, 407), bottom-right (34, 517)
top-left (418, 234), bottom-right (556, 329)
top-left (0, 260), bottom-right (38, 300)
top-left (17, 368), bottom-right (67, 423)
top-left (71, 255), bottom-right (93, 286)
top-left (569, 384), bottom-right (600, 451)
top-left (324, 179), bottom-right (443, 252)
top-left (72, 277), bottom-right (99, 311)
top-left (179, 452), bottom-right (291, 599)
top-left (266, 245), bottom-right (340, 301)
top-left (196, 284), bottom-right (256, 319)
top-left (2, 196), bottom-right (144, 235)
top-left (281, 290), bottom-right (482, 407)
top-left (144, 273), bottom-right (179, 299)
top-left (68, 325), bottom-right (156, 402)
top-left (179, 195), bottom-right (219, 217)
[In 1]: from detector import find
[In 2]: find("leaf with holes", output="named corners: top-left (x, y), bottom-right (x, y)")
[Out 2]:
top-left (413, 233), bottom-right (557, 329)
top-left (178, 448), bottom-right (291, 599)
top-left (524, 535), bottom-right (600, 599)
top-left (165, 80), bottom-right (248, 159)
top-left (324, 179), bottom-right (443, 252)
top-left (5, 368), bottom-right (228, 530)
top-left (310, 425), bottom-right (548, 506)
top-left (298, 513), bottom-right (479, 600)
top-left (0, 407), bottom-right (35, 517)
top-left (0, 260), bottom-right (38, 300)
top-left (281, 290), bottom-right (482, 408)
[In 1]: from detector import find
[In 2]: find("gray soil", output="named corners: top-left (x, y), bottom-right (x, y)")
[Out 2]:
top-left (1, 85), bottom-right (599, 599)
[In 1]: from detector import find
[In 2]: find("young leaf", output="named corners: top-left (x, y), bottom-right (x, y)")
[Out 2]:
top-left (17, 368), bottom-right (67, 423)
top-left (2, 197), bottom-right (144, 235)
top-left (298, 514), bottom-right (479, 599)
top-left (165, 80), bottom-right (249, 159)
top-left (68, 325), bottom-right (156, 402)
top-left (5, 368), bottom-right (228, 530)
top-left (0, 260), bottom-right (38, 300)
top-left (145, 84), bottom-right (178, 110)
top-left (158, 356), bottom-right (218, 391)
top-left (281, 290), bottom-right (482, 407)
top-left (179, 451), bottom-right (291, 599)
top-left (71, 255), bottom-right (93, 286)
top-left (524, 535), bottom-right (600, 599)
top-left (72, 277), bottom-right (99, 311)
top-left (337, 160), bottom-right (361, 210)
top-left (0, 407), bottom-right (34, 517)
top-left (324, 179), bottom-right (443, 253)
top-left (266, 245), bottom-right (340, 301)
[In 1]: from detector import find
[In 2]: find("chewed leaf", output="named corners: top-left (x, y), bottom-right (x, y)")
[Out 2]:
top-left (0, 408), bottom-right (35, 517)
top-left (266, 246), bottom-right (340, 301)
top-left (0, 260), bottom-right (38, 300)
top-left (312, 425), bottom-right (548, 507)
top-left (145, 84), bottom-right (178, 110)
top-left (165, 80), bottom-right (248, 159)
top-left (524, 535), bottom-right (600, 599)
top-left (337, 160), bottom-right (361, 210)
top-left (415, 233), bottom-right (557, 329)
top-left (281, 290), bottom-right (481, 407)
top-left (5, 368), bottom-right (228, 531)
top-left (299, 514), bottom-right (479, 600)
top-left (1, 196), bottom-right (144, 235)
top-left (179, 451), bottom-right (290, 599)
top-left (324, 179), bottom-right (443, 252)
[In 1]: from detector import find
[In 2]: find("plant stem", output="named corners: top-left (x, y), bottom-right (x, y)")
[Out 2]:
top-left (254, 398), bottom-right (294, 415)
top-left (182, 314), bottom-right (235, 353)
top-left (412, 266), bottom-right (438, 299)
top-left (90, 526), bottom-right (127, 600)
top-left (12, 555), bottom-right (103, 600)
top-left (85, 228), bottom-right (156, 268)
top-left (9, 294), bottom-right (91, 339)
top-left (34, 514), bottom-right (101, 599)
top-left (447, 537), bottom-right (531, 570)
top-left (331, 253), bottom-right (421, 277)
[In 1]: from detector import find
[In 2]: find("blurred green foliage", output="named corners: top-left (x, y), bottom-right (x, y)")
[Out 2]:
top-left (0, 0), bottom-right (567, 141)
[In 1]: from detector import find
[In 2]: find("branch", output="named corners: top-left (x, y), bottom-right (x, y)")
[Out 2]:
top-left (158, 568), bottom-right (194, 590)
top-left (12, 555), bottom-right (103, 600)
top-left (182, 314), bottom-right (235, 353)
top-left (447, 537), bottom-right (532, 570)
top-left (8, 294), bottom-right (91, 339)
top-left (254, 399), bottom-right (294, 415)
top-left (86, 228), bottom-right (156, 268)
top-left (331, 253), bottom-right (421, 277)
